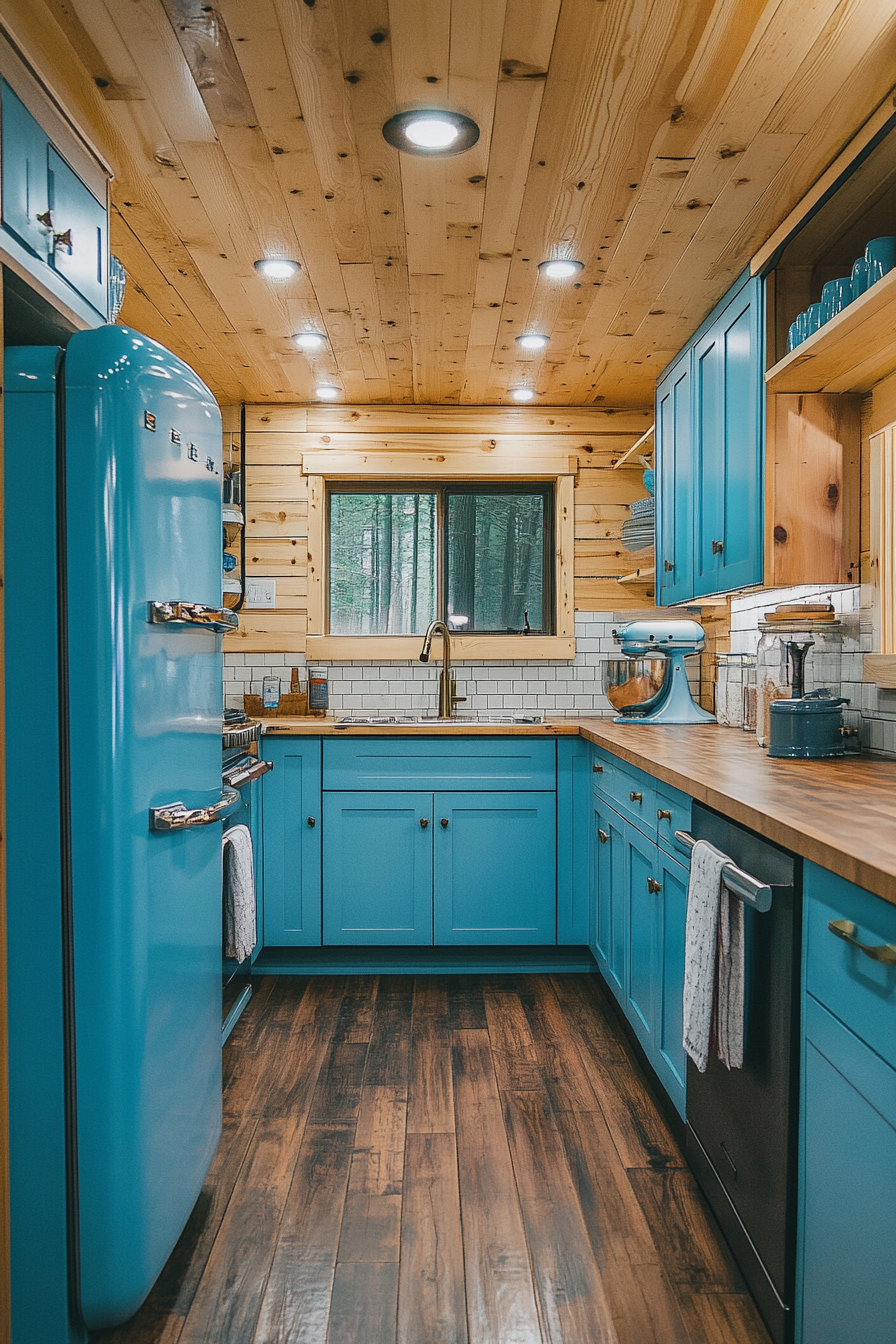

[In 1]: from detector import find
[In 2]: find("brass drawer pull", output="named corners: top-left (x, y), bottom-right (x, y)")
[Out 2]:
top-left (657, 809), bottom-right (672, 821)
top-left (440, 818), bottom-right (449, 828)
top-left (630, 791), bottom-right (643, 804)
top-left (307, 816), bottom-right (316, 827)
top-left (597, 829), bottom-right (609, 844)
top-left (420, 817), bottom-right (429, 829)
top-left (647, 878), bottom-right (662, 894)
top-left (828, 919), bottom-right (896, 964)
top-left (593, 762), bottom-right (604, 774)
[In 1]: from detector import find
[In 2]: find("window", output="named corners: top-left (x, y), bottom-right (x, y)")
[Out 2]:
top-left (328, 483), bottom-right (554, 636)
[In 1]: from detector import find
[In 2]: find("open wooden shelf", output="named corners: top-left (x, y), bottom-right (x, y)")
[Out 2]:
top-left (617, 564), bottom-right (655, 585)
top-left (766, 267), bottom-right (896, 394)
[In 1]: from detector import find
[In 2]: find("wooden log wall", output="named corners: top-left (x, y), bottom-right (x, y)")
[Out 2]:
top-left (222, 404), bottom-right (656, 653)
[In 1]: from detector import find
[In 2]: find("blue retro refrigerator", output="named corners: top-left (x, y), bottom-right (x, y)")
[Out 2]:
top-left (4, 326), bottom-right (237, 1337)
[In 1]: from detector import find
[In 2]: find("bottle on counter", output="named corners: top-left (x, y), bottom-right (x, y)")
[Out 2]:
top-left (262, 674), bottom-right (281, 711)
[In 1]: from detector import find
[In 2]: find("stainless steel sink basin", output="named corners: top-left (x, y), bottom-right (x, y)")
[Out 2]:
top-left (336, 713), bottom-right (544, 727)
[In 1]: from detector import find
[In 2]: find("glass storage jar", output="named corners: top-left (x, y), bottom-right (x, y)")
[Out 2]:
top-left (755, 622), bottom-right (842, 747)
top-left (714, 653), bottom-right (757, 728)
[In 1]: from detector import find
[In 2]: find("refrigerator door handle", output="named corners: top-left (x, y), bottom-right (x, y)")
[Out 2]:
top-left (149, 788), bottom-right (240, 832)
top-left (148, 600), bottom-right (239, 633)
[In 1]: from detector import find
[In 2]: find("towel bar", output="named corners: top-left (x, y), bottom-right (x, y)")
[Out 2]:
top-left (674, 830), bottom-right (773, 911)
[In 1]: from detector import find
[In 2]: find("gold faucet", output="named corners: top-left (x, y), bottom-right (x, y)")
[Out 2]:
top-left (419, 620), bottom-right (466, 717)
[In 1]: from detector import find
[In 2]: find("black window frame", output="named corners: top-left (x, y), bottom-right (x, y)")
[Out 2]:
top-left (326, 481), bottom-right (555, 635)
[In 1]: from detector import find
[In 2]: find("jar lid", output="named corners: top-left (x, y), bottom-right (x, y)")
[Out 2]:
top-left (770, 694), bottom-right (850, 714)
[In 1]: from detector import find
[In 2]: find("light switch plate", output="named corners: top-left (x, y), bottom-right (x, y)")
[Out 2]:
top-left (245, 578), bottom-right (276, 608)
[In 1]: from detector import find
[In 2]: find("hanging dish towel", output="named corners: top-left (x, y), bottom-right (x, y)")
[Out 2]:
top-left (223, 823), bottom-right (256, 964)
top-left (682, 839), bottom-right (729, 1072)
top-left (715, 886), bottom-right (745, 1070)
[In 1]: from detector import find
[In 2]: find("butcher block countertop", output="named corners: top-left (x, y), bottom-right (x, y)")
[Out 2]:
top-left (259, 715), bottom-right (896, 905)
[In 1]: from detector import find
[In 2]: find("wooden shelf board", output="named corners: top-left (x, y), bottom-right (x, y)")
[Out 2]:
top-left (617, 564), bottom-right (655, 585)
top-left (765, 268), bottom-right (896, 394)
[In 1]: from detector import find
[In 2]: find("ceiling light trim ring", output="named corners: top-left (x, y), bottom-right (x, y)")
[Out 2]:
top-left (516, 333), bottom-right (550, 349)
top-left (538, 259), bottom-right (584, 280)
top-left (382, 109), bottom-right (480, 157)
top-left (254, 258), bottom-right (300, 279)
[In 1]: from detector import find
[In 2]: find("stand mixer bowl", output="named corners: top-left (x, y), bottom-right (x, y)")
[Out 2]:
top-left (603, 658), bottom-right (666, 712)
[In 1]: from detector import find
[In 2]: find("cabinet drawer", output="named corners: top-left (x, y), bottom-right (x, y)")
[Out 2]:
top-left (323, 736), bottom-right (556, 792)
top-left (592, 750), bottom-right (656, 831)
top-left (655, 782), bottom-right (692, 855)
top-left (805, 862), bottom-right (896, 1069)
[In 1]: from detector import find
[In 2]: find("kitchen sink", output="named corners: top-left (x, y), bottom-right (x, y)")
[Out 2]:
top-left (335, 713), bottom-right (545, 726)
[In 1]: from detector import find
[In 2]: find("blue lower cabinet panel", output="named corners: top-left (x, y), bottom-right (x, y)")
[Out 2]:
top-left (626, 823), bottom-right (658, 1037)
top-left (655, 849), bottom-right (688, 1108)
top-left (433, 791), bottom-right (556, 944)
top-left (262, 739), bottom-right (322, 946)
top-left (591, 799), bottom-right (627, 993)
top-left (799, 996), bottom-right (896, 1344)
top-left (323, 792), bottom-right (433, 944)
top-left (557, 738), bottom-right (591, 943)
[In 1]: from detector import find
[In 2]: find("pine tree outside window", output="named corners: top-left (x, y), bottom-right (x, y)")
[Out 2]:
top-left (328, 484), bottom-right (554, 636)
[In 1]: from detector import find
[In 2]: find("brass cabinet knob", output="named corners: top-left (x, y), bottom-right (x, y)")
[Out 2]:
top-left (630, 791), bottom-right (643, 803)
top-left (711, 539), bottom-right (724, 555)
top-left (657, 809), bottom-right (672, 821)
top-left (597, 829), bottom-right (609, 844)
top-left (593, 762), bottom-right (604, 773)
top-left (307, 816), bottom-right (316, 827)
top-left (440, 818), bottom-right (449, 828)
top-left (35, 209), bottom-right (53, 229)
top-left (53, 228), bottom-right (73, 255)
top-left (664, 559), bottom-right (674, 573)
top-left (420, 817), bottom-right (429, 829)
top-left (647, 877), bottom-right (662, 894)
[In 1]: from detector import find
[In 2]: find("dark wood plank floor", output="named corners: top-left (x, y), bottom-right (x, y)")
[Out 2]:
top-left (94, 974), bottom-right (771, 1344)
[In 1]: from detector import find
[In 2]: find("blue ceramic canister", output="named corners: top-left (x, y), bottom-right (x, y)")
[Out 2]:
top-left (767, 692), bottom-right (850, 759)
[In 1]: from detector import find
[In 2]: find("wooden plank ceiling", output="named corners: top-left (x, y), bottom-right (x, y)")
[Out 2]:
top-left (13, 0), bottom-right (896, 406)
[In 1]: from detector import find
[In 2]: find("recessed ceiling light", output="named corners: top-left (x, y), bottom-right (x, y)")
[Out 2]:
top-left (294, 332), bottom-right (327, 351)
top-left (254, 258), bottom-right (300, 279)
top-left (538, 259), bottom-right (584, 280)
top-left (510, 387), bottom-right (536, 402)
top-left (315, 384), bottom-right (341, 400)
top-left (516, 334), bottom-right (549, 350)
top-left (382, 109), bottom-right (479, 156)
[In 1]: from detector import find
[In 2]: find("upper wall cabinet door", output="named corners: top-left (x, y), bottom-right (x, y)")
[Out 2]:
top-left (47, 147), bottom-right (107, 318)
top-left (693, 277), bottom-right (764, 596)
top-left (656, 352), bottom-right (695, 605)
top-left (1, 81), bottom-right (51, 259)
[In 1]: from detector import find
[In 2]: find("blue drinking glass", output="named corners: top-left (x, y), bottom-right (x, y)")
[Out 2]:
top-left (787, 319), bottom-right (802, 352)
top-left (820, 277), bottom-right (852, 323)
top-left (865, 236), bottom-right (896, 285)
top-left (804, 302), bottom-right (823, 338)
top-left (851, 255), bottom-right (869, 299)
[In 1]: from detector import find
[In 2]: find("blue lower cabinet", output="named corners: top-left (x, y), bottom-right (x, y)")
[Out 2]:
top-left (798, 865), bottom-right (896, 1344)
top-left (556, 737), bottom-right (591, 944)
top-left (433, 791), bottom-right (556, 945)
top-left (323, 792), bottom-right (434, 945)
top-left (261, 739), bottom-right (322, 946)
top-left (800, 998), bottom-right (896, 1344)
top-left (591, 798), bottom-right (627, 993)
top-left (626, 823), bottom-right (658, 1038)
top-left (654, 847), bottom-right (688, 1105)
top-left (590, 798), bottom-right (688, 1117)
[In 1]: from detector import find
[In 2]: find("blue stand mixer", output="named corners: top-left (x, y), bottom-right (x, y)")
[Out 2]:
top-left (605, 619), bottom-right (716, 725)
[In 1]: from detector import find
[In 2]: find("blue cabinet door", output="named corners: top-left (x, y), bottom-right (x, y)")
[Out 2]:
top-left (48, 146), bottom-right (108, 317)
top-left (261, 738), bottom-right (322, 946)
top-left (0, 81), bottom-right (51, 258)
top-left (656, 351), bottom-right (695, 605)
top-left (693, 276), bottom-right (763, 596)
top-left (323, 791), bottom-right (433, 945)
top-left (433, 791), bottom-right (556, 945)
top-left (655, 848), bottom-right (688, 1112)
top-left (625, 821), bottom-right (659, 1039)
top-left (591, 797), bottom-right (627, 992)
top-left (799, 997), bottom-right (896, 1344)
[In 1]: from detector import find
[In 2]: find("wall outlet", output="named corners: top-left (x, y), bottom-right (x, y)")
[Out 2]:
top-left (245, 578), bottom-right (276, 608)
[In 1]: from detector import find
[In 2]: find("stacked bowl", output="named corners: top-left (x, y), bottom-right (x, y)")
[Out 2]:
top-left (787, 235), bottom-right (896, 352)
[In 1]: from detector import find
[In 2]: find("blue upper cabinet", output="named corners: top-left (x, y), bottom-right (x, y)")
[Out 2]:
top-left (656, 351), bottom-right (695, 605)
top-left (656, 271), bottom-right (764, 603)
top-left (0, 78), bottom-right (109, 322)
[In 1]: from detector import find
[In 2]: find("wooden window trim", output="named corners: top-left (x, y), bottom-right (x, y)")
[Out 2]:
top-left (305, 468), bottom-right (575, 660)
